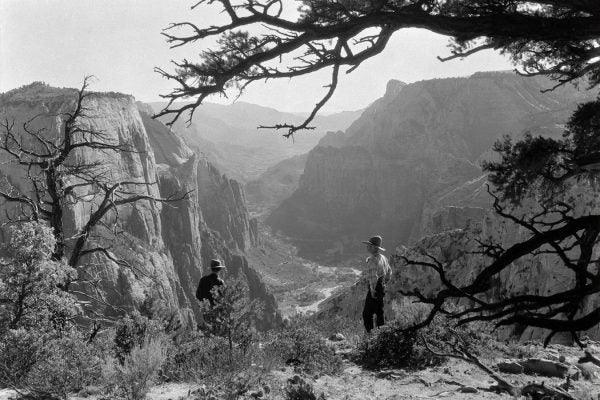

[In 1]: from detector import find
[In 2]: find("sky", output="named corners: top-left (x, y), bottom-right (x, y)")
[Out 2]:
top-left (1, 0), bottom-right (513, 113)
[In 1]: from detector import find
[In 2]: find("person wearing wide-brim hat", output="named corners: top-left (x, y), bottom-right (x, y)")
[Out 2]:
top-left (196, 259), bottom-right (226, 306)
top-left (361, 235), bottom-right (392, 333)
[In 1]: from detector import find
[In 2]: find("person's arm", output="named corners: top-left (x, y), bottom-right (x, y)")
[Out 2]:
top-left (382, 256), bottom-right (392, 284)
top-left (362, 257), bottom-right (373, 291)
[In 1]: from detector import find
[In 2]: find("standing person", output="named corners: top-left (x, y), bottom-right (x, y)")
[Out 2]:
top-left (196, 259), bottom-right (226, 306)
top-left (361, 235), bottom-right (392, 333)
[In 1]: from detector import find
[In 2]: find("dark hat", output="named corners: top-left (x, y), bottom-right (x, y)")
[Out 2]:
top-left (210, 259), bottom-right (226, 270)
top-left (362, 235), bottom-right (386, 251)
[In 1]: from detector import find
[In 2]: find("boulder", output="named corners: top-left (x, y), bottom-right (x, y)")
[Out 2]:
top-left (521, 358), bottom-right (570, 378)
top-left (329, 333), bottom-right (346, 342)
top-left (497, 361), bottom-right (524, 374)
top-left (576, 363), bottom-right (600, 382)
top-left (458, 386), bottom-right (478, 394)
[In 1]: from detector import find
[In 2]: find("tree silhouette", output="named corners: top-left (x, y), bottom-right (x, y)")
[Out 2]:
top-left (397, 102), bottom-right (600, 344)
top-left (155, 0), bottom-right (600, 136)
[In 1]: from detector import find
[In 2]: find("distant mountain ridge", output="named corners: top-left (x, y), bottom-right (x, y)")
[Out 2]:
top-left (267, 72), bottom-right (596, 260)
top-left (149, 101), bottom-right (362, 183)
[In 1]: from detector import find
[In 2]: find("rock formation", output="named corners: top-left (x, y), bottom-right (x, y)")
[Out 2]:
top-left (0, 83), bottom-right (279, 329)
top-left (268, 72), bottom-right (595, 259)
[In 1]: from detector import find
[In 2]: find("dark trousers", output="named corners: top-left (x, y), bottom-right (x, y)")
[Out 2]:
top-left (363, 287), bottom-right (384, 333)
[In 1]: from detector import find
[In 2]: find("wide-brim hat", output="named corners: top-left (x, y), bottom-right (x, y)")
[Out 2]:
top-left (362, 235), bottom-right (386, 251)
top-left (210, 259), bottom-right (226, 270)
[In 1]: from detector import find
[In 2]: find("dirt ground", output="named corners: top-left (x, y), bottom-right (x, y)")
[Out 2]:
top-left (2, 342), bottom-right (600, 400)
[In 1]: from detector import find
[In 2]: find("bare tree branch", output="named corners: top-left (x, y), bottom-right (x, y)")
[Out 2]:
top-left (155, 0), bottom-right (600, 131)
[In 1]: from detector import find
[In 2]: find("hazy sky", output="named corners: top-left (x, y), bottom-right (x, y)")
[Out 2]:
top-left (1, 0), bottom-right (512, 112)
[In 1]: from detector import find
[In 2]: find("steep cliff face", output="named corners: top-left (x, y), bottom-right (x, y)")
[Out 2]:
top-left (0, 83), bottom-right (279, 328)
top-left (140, 106), bottom-right (258, 252)
top-left (269, 73), bottom-right (593, 259)
top-left (195, 159), bottom-right (258, 250)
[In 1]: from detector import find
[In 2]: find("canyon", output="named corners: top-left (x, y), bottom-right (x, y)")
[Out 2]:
top-left (268, 72), bottom-right (595, 260)
top-left (0, 83), bottom-right (279, 329)
top-left (149, 101), bottom-right (361, 183)
top-left (2, 72), bottom-right (598, 342)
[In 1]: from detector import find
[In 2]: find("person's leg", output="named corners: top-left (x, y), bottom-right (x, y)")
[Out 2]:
top-left (362, 291), bottom-right (374, 332)
top-left (375, 296), bottom-right (385, 328)
top-left (374, 279), bottom-right (385, 328)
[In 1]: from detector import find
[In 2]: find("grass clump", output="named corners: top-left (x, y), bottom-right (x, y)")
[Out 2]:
top-left (103, 337), bottom-right (167, 400)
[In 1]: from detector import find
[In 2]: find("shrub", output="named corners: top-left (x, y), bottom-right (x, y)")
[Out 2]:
top-left (0, 330), bottom-right (106, 399)
top-left (354, 321), bottom-right (434, 370)
top-left (104, 336), bottom-right (167, 400)
top-left (285, 378), bottom-right (326, 400)
top-left (25, 335), bottom-right (104, 399)
top-left (161, 331), bottom-right (258, 383)
top-left (114, 311), bottom-right (165, 364)
top-left (0, 329), bottom-right (47, 387)
top-left (0, 222), bottom-right (79, 333)
top-left (262, 326), bottom-right (342, 375)
top-left (161, 330), bottom-right (269, 400)
top-left (354, 306), bottom-right (492, 370)
top-left (199, 275), bottom-right (263, 358)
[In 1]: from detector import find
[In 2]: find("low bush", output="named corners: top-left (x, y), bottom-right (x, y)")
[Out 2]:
top-left (262, 326), bottom-right (342, 375)
top-left (0, 329), bottom-right (106, 399)
top-left (354, 305), bottom-right (492, 370)
top-left (103, 336), bottom-right (167, 400)
top-left (114, 311), bottom-right (165, 364)
top-left (161, 332), bottom-right (257, 383)
top-left (354, 321), bottom-right (435, 370)
top-left (0, 329), bottom-right (47, 388)
top-left (25, 335), bottom-right (104, 399)
top-left (285, 377), bottom-right (326, 400)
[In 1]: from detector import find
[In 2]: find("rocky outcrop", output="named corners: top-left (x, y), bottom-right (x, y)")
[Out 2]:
top-left (268, 73), bottom-right (594, 259)
top-left (0, 83), bottom-right (279, 328)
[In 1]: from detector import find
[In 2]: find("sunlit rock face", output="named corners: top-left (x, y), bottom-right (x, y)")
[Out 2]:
top-left (0, 83), bottom-right (279, 328)
top-left (268, 72), bottom-right (592, 259)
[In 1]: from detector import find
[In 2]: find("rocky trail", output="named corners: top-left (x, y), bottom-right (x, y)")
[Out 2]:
top-left (271, 338), bottom-right (600, 400)
top-left (2, 336), bottom-right (597, 400)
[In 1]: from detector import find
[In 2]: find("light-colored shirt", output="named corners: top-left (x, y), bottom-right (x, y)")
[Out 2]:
top-left (364, 253), bottom-right (392, 293)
